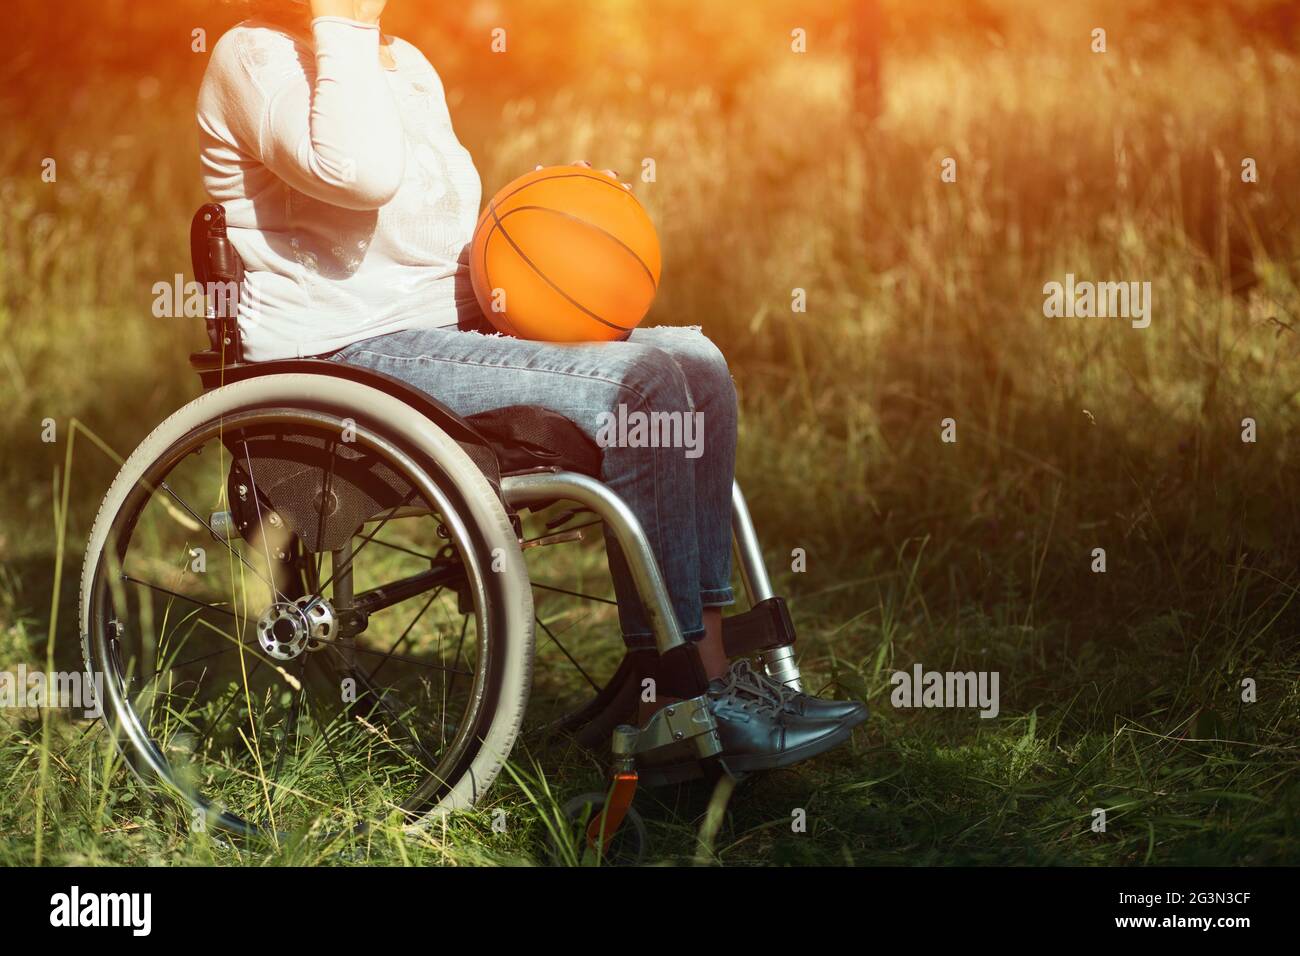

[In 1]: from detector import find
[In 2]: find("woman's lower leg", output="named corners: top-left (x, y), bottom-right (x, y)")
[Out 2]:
top-left (698, 607), bottom-right (728, 680)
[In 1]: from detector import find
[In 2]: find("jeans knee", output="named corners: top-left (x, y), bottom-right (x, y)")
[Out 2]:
top-left (686, 339), bottom-right (737, 438)
top-left (671, 333), bottom-right (737, 417)
top-left (614, 346), bottom-right (692, 416)
top-left (691, 332), bottom-right (731, 377)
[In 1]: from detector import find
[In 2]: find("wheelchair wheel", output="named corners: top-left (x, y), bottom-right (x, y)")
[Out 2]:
top-left (79, 373), bottom-right (533, 836)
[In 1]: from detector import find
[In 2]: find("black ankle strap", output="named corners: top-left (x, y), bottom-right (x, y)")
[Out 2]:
top-left (721, 596), bottom-right (797, 659)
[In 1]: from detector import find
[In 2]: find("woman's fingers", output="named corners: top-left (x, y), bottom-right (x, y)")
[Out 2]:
top-left (540, 160), bottom-right (630, 187)
top-left (571, 160), bottom-right (620, 177)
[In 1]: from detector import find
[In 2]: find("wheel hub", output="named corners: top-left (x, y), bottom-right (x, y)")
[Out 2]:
top-left (256, 597), bottom-right (336, 661)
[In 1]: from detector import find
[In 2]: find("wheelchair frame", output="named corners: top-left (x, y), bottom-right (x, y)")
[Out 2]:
top-left (182, 202), bottom-right (804, 837)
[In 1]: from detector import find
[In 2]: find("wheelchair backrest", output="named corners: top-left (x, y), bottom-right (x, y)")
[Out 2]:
top-left (189, 203), bottom-right (245, 362)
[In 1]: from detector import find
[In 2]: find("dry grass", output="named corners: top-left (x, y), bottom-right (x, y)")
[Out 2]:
top-left (0, 0), bottom-right (1297, 865)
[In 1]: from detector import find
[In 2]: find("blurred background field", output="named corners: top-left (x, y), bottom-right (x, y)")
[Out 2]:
top-left (0, 0), bottom-right (1298, 865)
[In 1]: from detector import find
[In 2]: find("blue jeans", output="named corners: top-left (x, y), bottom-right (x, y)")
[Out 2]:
top-left (330, 325), bottom-right (738, 648)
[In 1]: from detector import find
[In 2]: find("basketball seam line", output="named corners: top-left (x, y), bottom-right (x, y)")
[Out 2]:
top-left (492, 169), bottom-right (643, 210)
top-left (486, 201), bottom-right (638, 334)
top-left (478, 213), bottom-right (520, 336)
top-left (496, 204), bottom-right (658, 291)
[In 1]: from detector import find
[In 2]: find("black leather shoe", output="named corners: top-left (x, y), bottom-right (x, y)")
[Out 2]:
top-left (727, 659), bottom-right (869, 728)
top-left (706, 670), bottom-right (855, 772)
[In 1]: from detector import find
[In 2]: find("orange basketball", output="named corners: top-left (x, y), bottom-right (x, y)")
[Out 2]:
top-left (469, 165), bottom-right (661, 342)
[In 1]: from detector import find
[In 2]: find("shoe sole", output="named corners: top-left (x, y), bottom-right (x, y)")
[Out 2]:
top-left (793, 703), bottom-right (870, 729)
top-left (720, 719), bottom-right (857, 773)
top-left (838, 704), bottom-right (870, 730)
top-left (637, 707), bottom-right (869, 786)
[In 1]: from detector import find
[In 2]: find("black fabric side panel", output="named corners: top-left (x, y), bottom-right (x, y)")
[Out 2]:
top-left (466, 405), bottom-right (603, 478)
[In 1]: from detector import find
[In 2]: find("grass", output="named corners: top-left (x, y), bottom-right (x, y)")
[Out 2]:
top-left (1, 1), bottom-right (1298, 865)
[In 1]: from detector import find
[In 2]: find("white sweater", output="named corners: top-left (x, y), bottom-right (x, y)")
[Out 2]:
top-left (197, 16), bottom-right (482, 360)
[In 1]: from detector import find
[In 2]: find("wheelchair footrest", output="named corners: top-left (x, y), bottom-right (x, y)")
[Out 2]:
top-left (621, 694), bottom-right (722, 781)
top-left (722, 596), bottom-right (797, 659)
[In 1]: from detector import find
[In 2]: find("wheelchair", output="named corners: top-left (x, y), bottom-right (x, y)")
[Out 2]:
top-left (78, 203), bottom-right (805, 856)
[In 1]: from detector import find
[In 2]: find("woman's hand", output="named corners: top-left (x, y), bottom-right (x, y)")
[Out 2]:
top-left (310, 0), bottom-right (388, 25)
top-left (310, 0), bottom-right (394, 67)
top-left (534, 159), bottom-right (632, 190)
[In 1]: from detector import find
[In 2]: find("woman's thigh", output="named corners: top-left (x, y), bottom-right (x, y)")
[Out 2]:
top-left (625, 325), bottom-right (738, 468)
top-left (330, 326), bottom-right (693, 431)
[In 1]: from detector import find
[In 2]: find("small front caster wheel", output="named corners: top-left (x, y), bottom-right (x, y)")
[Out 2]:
top-left (555, 792), bottom-right (647, 866)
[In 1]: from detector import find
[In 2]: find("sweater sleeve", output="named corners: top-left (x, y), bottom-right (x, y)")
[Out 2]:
top-left (254, 17), bottom-right (406, 210)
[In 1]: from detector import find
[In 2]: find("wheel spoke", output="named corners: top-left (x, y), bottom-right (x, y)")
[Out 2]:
top-left (312, 438), bottom-right (339, 587)
top-left (365, 588), bottom-right (442, 685)
top-left (164, 640), bottom-right (253, 673)
top-left (314, 696), bottom-right (355, 818)
top-left (530, 581), bottom-right (618, 605)
top-left (311, 635), bottom-right (472, 677)
top-left (190, 657), bottom-right (266, 753)
top-left (444, 615), bottom-right (471, 706)
top-left (310, 491), bottom-right (418, 603)
top-left (271, 657), bottom-right (309, 785)
top-left (329, 645), bottom-right (442, 770)
top-left (536, 615), bottom-right (600, 692)
top-left (353, 528), bottom-right (438, 562)
top-left (240, 437), bottom-right (290, 608)
top-left (122, 574), bottom-right (238, 619)
top-left (159, 480), bottom-right (284, 601)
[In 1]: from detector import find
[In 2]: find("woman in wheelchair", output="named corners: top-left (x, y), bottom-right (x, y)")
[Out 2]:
top-left (79, 0), bottom-right (865, 839)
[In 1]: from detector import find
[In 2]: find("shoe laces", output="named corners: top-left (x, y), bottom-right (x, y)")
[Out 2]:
top-left (711, 660), bottom-right (783, 716)
top-left (717, 659), bottom-right (794, 714)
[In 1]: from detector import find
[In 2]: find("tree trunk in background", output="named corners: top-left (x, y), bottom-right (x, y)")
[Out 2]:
top-left (850, 0), bottom-right (883, 126)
